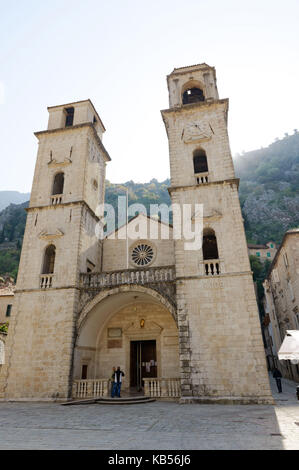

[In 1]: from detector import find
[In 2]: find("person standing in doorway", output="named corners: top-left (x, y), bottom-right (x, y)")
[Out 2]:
top-left (272, 367), bottom-right (283, 393)
top-left (111, 366), bottom-right (125, 398)
top-left (111, 367), bottom-right (116, 398)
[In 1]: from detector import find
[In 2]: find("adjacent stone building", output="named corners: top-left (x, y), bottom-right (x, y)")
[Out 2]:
top-left (0, 63), bottom-right (273, 403)
top-left (263, 229), bottom-right (299, 382)
top-left (248, 241), bottom-right (277, 261)
top-left (0, 283), bottom-right (14, 325)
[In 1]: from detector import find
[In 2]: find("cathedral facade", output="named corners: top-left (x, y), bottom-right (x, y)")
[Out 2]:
top-left (0, 64), bottom-right (273, 403)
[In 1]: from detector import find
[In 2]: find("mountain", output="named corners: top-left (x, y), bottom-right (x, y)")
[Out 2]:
top-left (0, 131), bottom-right (298, 279)
top-left (0, 202), bottom-right (29, 279)
top-left (0, 191), bottom-right (30, 212)
top-left (235, 130), bottom-right (299, 244)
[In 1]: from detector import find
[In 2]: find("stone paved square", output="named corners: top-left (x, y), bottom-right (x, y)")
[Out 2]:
top-left (0, 376), bottom-right (298, 450)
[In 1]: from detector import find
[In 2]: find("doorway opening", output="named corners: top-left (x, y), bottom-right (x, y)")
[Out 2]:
top-left (130, 340), bottom-right (157, 392)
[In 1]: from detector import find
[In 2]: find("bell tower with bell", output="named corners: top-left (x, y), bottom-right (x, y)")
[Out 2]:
top-left (162, 64), bottom-right (273, 403)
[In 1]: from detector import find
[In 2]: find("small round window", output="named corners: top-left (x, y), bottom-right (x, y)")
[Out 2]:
top-left (131, 243), bottom-right (154, 267)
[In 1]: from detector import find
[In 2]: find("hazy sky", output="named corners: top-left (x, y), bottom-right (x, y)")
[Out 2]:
top-left (1, 0), bottom-right (299, 192)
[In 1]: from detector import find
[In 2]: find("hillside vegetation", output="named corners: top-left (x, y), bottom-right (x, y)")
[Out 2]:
top-left (235, 130), bottom-right (299, 244)
top-left (0, 132), bottom-right (298, 279)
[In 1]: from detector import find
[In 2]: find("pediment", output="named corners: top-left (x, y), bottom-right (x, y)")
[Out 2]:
top-left (48, 158), bottom-right (72, 168)
top-left (38, 229), bottom-right (64, 240)
top-left (191, 208), bottom-right (222, 222)
top-left (203, 209), bottom-right (222, 221)
top-left (123, 320), bottom-right (163, 333)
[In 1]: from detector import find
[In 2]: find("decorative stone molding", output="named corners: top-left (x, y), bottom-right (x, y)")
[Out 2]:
top-left (38, 229), bottom-right (64, 240)
top-left (182, 120), bottom-right (213, 143)
top-left (77, 283), bottom-right (177, 331)
top-left (48, 159), bottom-right (72, 168)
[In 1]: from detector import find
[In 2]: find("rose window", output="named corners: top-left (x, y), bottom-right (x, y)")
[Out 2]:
top-left (131, 244), bottom-right (154, 266)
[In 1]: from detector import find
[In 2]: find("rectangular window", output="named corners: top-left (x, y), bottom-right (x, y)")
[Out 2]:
top-left (256, 252), bottom-right (260, 257)
top-left (267, 252), bottom-right (271, 257)
top-left (65, 107), bottom-right (74, 127)
top-left (6, 304), bottom-right (12, 317)
top-left (81, 364), bottom-right (88, 380)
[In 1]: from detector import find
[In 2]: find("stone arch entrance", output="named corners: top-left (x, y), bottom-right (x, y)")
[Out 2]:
top-left (73, 286), bottom-right (179, 395)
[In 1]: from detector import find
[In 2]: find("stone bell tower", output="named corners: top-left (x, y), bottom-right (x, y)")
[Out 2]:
top-left (0, 100), bottom-right (110, 400)
top-left (161, 64), bottom-right (273, 403)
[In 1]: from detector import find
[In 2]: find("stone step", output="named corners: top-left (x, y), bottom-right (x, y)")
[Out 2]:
top-left (61, 396), bottom-right (155, 406)
top-left (96, 397), bottom-right (156, 405)
top-left (97, 395), bottom-right (149, 402)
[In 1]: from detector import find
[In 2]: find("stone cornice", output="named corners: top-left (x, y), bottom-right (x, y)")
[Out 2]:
top-left (26, 200), bottom-right (100, 223)
top-left (168, 178), bottom-right (239, 194)
top-left (176, 270), bottom-right (253, 281)
top-left (161, 98), bottom-right (229, 117)
top-left (34, 123), bottom-right (111, 162)
top-left (167, 63), bottom-right (216, 79)
top-left (14, 286), bottom-right (80, 294)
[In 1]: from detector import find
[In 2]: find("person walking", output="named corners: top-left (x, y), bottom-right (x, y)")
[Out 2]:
top-left (111, 366), bottom-right (125, 398)
top-left (272, 367), bottom-right (283, 393)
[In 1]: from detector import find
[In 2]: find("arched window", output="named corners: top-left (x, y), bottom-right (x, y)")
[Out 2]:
top-left (182, 87), bottom-right (205, 105)
top-left (193, 149), bottom-right (208, 174)
top-left (202, 229), bottom-right (219, 260)
top-left (52, 173), bottom-right (64, 195)
top-left (42, 245), bottom-right (56, 274)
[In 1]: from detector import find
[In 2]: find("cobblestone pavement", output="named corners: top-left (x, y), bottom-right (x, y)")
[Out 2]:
top-left (0, 375), bottom-right (298, 450)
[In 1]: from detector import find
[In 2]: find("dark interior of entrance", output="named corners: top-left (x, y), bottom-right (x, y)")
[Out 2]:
top-left (130, 340), bottom-right (157, 391)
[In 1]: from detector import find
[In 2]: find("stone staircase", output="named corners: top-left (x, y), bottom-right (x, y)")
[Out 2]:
top-left (61, 395), bottom-right (156, 406)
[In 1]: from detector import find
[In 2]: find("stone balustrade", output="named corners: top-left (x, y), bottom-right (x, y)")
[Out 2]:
top-left (80, 266), bottom-right (176, 289)
top-left (143, 378), bottom-right (181, 398)
top-left (195, 171), bottom-right (209, 184)
top-left (51, 194), bottom-right (63, 205)
top-left (202, 259), bottom-right (221, 276)
top-left (40, 274), bottom-right (54, 289)
top-left (72, 379), bottom-right (110, 399)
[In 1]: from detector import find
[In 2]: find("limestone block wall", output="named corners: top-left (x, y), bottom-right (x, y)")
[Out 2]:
top-left (78, 206), bottom-right (102, 273)
top-left (265, 232), bottom-right (299, 382)
top-left (162, 101), bottom-right (235, 188)
top-left (47, 100), bottom-right (104, 139)
top-left (177, 275), bottom-right (272, 399)
top-left (103, 239), bottom-right (175, 272)
top-left (83, 134), bottom-right (106, 213)
top-left (30, 126), bottom-right (105, 214)
top-left (73, 302), bottom-right (179, 389)
top-left (269, 233), bottom-right (299, 331)
top-left (30, 127), bottom-right (90, 208)
top-left (0, 289), bottom-right (78, 399)
top-left (103, 216), bottom-right (175, 272)
top-left (170, 183), bottom-right (250, 278)
top-left (16, 205), bottom-right (83, 290)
